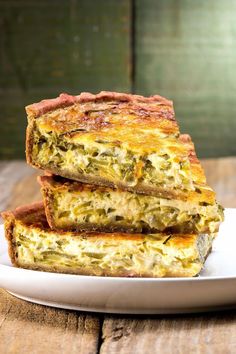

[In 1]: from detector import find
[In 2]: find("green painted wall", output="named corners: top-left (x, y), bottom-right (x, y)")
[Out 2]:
top-left (0, 0), bottom-right (131, 158)
top-left (135, 0), bottom-right (236, 157)
top-left (1, 0), bottom-right (236, 158)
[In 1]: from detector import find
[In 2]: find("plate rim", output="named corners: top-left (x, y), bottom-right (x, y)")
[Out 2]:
top-left (7, 291), bottom-right (236, 314)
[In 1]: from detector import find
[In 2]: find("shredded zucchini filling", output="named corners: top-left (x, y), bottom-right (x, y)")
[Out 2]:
top-left (32, 126), bottom-right (193, 190)
top-left (49, 188), bottom-right (223, 233)
top-left (14, 224), bottom-right (211, 276)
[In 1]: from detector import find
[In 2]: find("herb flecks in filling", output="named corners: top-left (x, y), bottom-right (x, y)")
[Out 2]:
top-left (14, 223), bottom-right (212, 277)
top-left (32, 126), bottom-right (193, 190)
top-left (49, 187), bottom-right (223, 234)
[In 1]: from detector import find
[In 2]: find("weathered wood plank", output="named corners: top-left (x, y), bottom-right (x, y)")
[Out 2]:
top-left (0, 289), bottom-right (101, 354)
top-left (0, 161), bottom-right (102, 354)
top-left (0, 161), bottom-right (35, 212)
top-left (0, 0), bottom-right (132, 159)
top-left (7, 169), bottom-right (42, 209)
top-left (135, 0), bottom-right (236, 157)
top-left (100, 313), bottom-right (236, 354)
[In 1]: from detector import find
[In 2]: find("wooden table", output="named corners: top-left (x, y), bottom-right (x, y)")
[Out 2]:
top-left (0, 159), bottom-right (236, 354)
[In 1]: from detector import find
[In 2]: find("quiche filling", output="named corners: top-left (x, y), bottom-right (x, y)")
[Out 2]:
top-left (13, 223), bottom-right (212, 277)
top-left (31, 121), bottom-right (193, 191)
top-left (47, 188), bottom-right (223, 234)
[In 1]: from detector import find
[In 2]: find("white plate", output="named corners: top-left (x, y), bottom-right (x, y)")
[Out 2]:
top-left (0, 208), bottom-right (236, 314)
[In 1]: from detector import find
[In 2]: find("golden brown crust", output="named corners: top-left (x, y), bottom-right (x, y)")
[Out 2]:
top-left (179, 134), bottom-right (200, 167)
top-left (179, 134), bottom-right (206, 185)
top-left (1, 213), bottom-right (16, 266)
top-left (1, 201), bottom-right (44, 220)
top-left (26, 93), bottom-right (178, 157)
top-left (25, 122), bottom-right (33, 165)
top-left (25, 91), bottom-right (173, 119)
top-left (40, 185), bottom-right (56, 231)
top-left (1, 202), bottom-right (49, 235)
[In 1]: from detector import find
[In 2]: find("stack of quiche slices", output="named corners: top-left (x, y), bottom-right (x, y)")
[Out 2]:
top-left (2, 91), bottom-right (224, 277)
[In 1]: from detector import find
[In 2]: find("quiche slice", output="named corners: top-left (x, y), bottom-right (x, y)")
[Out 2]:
top-left (26, 91), bottom-right (195, 199)
top-left (39, 174), bottom-right (223, 234)
top-left (1, 202), bottom-right (214, 278)
top-left (38, 134), bottom-right (224, 234)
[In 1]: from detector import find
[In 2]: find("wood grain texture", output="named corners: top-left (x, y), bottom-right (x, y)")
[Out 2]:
top-left (0, 289), bottom-right (101, 354)
top-left (0, 161), bottom-right (35, 213)
top-left (0, 0), bottom-right (131, 159)
top-left (135, 0), bottom-right (236, 157)
top-left (100, 313), bottom-right (236, 354)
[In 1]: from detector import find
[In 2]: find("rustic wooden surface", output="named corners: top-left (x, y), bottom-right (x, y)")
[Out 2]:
top-left (0, 159), bottom-right (236, 353)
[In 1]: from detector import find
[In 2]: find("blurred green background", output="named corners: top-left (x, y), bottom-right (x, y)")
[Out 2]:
top-left (1, 0), bottom-right (236, 159)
